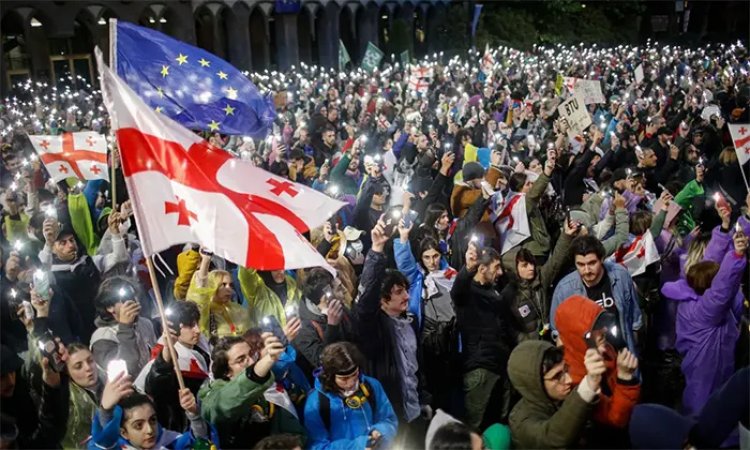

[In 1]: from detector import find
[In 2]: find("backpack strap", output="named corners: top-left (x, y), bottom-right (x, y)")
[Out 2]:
top-left (362, 380), bottom-right (377, 413)
top-left (317, 390), bottom-right (332, 432)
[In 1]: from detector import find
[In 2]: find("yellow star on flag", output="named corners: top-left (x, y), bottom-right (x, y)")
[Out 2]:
top-left (155, 106), bottom-right (163, 114)
top-left (208, 120), bottom-right (220, 131)
top-left (198, 58), bottom-right (210, 67)
top-left (175, 53), bottom-right (188, 65)
top-left (226, 87), bottom-right (238, 99)
top-left (223, 104), bottom-right (235, 116)
top-left (217, 71), bottom-right (228, 80)
top-left (161, 65), bottom-right (169, 77)
top-left (156, 87), bottom-right (164, 98)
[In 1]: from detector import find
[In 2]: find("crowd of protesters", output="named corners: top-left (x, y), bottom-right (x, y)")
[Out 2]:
top-left (1, 38), bottom-right (749, 449)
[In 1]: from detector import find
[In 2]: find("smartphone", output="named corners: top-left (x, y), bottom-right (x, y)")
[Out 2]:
top-left (383, 209), bottom-right (402, 236)
top-left (285, 304), bottom-right (299, 321)
top-left (583, 331), bottom-right (598, 350)
top-left (261, 315), bottom-right (289, 347)
top-left (366, 436), bottom-right (382, 449)
top-left (38, 332), bottom-right (65, 372)
top-left (106, 359), bottom-right (128, 382)
top-left (402, 210), bottom-right (418, 228)
top-left (32, 270), bottom-right (52, 302)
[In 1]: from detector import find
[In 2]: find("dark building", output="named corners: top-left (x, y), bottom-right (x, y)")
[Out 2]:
top-left (1, 0), bottom-right (452, 92)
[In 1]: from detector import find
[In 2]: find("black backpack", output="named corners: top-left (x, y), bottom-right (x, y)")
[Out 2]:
top-left (316, 380), bottom-right (377, 431)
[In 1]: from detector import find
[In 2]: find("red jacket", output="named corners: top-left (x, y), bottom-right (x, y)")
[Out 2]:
top-left (555, 295), bottom-right (640, 428)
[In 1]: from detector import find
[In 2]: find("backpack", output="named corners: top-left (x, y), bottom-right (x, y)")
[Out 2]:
top-left (316, 380), bottom-right (377, 431)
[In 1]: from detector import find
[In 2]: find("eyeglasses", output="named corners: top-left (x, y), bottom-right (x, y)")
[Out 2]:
top-left (544, 364), bottom-right (569, 383)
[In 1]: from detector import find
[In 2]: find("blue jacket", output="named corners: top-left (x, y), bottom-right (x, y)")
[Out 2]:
top-left (88, 406), bottom-right (196, 450)
top-left (394, 239), bottom-right (449, 328)
top-left (303, 375), bottom-right (398, 450)
top-left (550, 260), bottom-right (643, 355)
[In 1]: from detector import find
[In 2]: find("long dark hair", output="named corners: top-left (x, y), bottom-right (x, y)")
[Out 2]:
top-left (319, 342), bottom-right (365, 393)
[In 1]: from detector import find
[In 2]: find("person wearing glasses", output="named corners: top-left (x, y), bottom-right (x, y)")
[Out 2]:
top-left (506, 339), bottom-right (605, 448)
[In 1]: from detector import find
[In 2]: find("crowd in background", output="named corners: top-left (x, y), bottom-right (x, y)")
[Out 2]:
top-left (1, 39), bottom-right (749, 449)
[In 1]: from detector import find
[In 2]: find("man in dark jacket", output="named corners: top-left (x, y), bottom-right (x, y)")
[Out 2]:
top-left (295, 267), bottom-right (353, 369)
top-left (353, 219), bottom-right (431, 445)
top-left (451, 243), bottom-right (515, 429)
top-left (0, 344), bottom-right (68, 449)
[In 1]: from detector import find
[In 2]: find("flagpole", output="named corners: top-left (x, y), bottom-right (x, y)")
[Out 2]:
top-left (739, 159), bottom-right (750, 192)
top-left (108, 19), bottom-right (119, 211)
top-left (146, 255), bottom-right (186, 390)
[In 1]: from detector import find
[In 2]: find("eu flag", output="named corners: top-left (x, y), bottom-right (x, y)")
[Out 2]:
top-left (113, 20), bottom-right (275, 138)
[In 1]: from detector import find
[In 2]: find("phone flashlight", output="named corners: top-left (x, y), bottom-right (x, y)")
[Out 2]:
top-left (106, 359), bottom-right (128, 382)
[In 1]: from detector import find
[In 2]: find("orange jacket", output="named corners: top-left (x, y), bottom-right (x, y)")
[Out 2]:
top-left (555, 295), bottom-right (640, 428)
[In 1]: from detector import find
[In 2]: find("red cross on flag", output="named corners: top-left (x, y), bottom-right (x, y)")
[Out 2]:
top-left (97, 50), bottom-right (345, 271)
top-left (489, 191), bottom-right (531, 255)
top-left (410, 66), bottom-right (434, 80)
top-left (612, 230), bottom-right (660, 277)
top-left (481, 44), bottom-right (495, 75)
top-left (728, 123), bottom-right (750, 166)
top-left (408, 76), bottom-right (430, 93)
top-left (27, 131), bottom-right (109, 182)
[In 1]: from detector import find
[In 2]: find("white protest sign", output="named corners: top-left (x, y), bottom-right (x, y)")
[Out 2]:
top-left (635, 64), bottom-right (644, 84)
top-left (575, 79), bottom-right (606, 104)
top-left (701, 104), bottom-right (721, 121)
top-left (557, 94), bottom-right (592, 138)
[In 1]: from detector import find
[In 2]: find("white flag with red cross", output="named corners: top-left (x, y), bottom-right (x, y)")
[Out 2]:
top-left (410, 66), bottom-right (434, 80)
top-left (408, 76), bottom-right (431, 93)
top-left (489, 190), bottom-right (531, 255)
top-left (481, 44), bottom-right (495, 75)
top-left (97, 50), bottom-right (345, 271)
top-left (612, 230), bottom-right (660, 277)
top-left (28, 132), bottom-right (109, 182)
top-left (729, 124), bottom-right (750, 165)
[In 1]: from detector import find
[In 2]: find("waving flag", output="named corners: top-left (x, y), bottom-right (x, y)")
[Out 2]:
top-left (612, 231), bottom-right (660, 277)
top-left (489, 191), bottom-right (530, 255)
top-left (112, 20), bottom-right (275, 138)
top-left (28, 132), bottom-right (108, 182)
top-left (98, 50), bottom-right (344, 271)
top-left (729, 123), bottom-right (750, 165)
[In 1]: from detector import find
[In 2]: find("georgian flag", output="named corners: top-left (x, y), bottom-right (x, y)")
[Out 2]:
top-left (28, 132), bottom-right (109, 182)
top-left (489, 190), bottom-right (531, 255)
top-left (612, 231), bottom-right (660, 277)
top-left (729, 124), bottom-right (750, 165)
top-left (134, 337), bottom-right (211, 392)
top-left (97, 49), bottom-right (344, 270)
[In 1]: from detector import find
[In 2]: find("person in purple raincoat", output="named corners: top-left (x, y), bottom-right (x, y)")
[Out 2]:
top-left (661, 219), bottom-right (747, 417)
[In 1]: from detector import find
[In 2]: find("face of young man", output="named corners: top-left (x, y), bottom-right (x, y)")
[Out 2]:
top-left (543, 362), bottom-right (572, 401)
top-left (227, 342), bottom-right (256, 379)
top-left (517, 260), bottom-right (536, 281)
top-left (380, 284), bottom-right (409, 316)
top-left (421, 248), bottom-right (442, 273)
top-left (574, 253), bottom-right (604, 286)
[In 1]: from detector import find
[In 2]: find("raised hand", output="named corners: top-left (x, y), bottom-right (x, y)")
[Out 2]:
top-left (616, 348), bottom-right (638, 381)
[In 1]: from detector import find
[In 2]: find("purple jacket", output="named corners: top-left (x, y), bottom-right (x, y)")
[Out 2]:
top-left (661, 249), bottom-right (746, 417)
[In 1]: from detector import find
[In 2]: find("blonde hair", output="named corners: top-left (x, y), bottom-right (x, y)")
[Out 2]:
top-left (684, 237), bottom-right (709, 274)
top-left (719, 146), bottom-right (738, 165)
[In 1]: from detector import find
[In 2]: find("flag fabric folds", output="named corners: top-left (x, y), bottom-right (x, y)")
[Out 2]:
top-left (361, 42), bottom-right (384, 73)
top-left (97, 49), bottom-right (344, 271)
top-left (339, 40), bottom-right (351, 71)
top-left (489, 191), bottom-right (531, 255)
top-left (112, 20), bottom-right (275, 138)
top-left (729, 123), bottom-right (750, 165)
top-left (612, 231), bottom-right (660, 277)
top-left (28, 131), bottom-right (108, 182)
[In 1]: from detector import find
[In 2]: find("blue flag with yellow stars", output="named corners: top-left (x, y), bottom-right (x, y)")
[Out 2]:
top-left (113, 20), bottom-right (275, 137)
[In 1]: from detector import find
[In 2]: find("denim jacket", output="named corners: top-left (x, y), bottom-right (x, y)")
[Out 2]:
top-left (549, 260), bottom-right (643, 354)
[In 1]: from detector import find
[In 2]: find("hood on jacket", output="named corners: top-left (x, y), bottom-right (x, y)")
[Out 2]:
top-left (555, 295), bottom-right (604, 382)
top-left (508, 340), bottom-right (556, 409)
top-left (660, 278), bottom-right (699, 302)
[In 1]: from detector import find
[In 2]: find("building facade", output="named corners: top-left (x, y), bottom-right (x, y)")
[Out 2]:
top-left (1, 0), bottom-right (454, 93)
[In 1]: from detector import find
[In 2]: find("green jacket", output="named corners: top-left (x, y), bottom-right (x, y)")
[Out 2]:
top-left (62, 380), bottom-right (100, 449)
top-left (501, 233), bottom-right (573, 343)
top-left (673, 179), bottom-right (704, 235)
top-left (329, 153), bottom-right (360, 196)
top-left (508, 341), bottom-right (594, 448)
top-left (523, 173), bottom-right (552, 257)
top-left (198, 368), bottom-right (306, 448)
top-left (238, 268), bottom-right (302, 327)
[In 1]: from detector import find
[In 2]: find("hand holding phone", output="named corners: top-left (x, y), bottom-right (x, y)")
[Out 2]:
top-left (261, 315), bottom-right (289, 347)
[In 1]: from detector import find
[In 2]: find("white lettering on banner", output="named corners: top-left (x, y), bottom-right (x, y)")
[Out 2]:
top-left (575, 79), bottom-right (606, 104)
top-left (557, 94), bottom-right (592, 138)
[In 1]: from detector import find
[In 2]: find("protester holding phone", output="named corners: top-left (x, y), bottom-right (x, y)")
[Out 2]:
top-left (553, 295), bottom-right (640, 444)
top-left (304, 342), bottom-right (398, 450)
top-left (90, 276), bottom-right (157, 377)
top-left (198, 332), bottom-right (307, 449)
